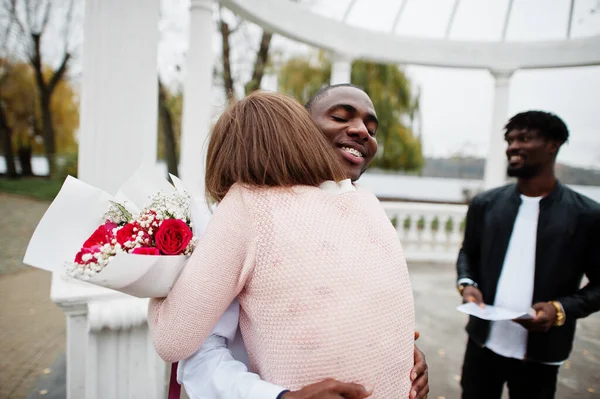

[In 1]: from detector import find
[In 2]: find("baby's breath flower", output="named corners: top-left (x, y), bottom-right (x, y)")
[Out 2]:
top-left (67, 189), bottom-right (197, 280)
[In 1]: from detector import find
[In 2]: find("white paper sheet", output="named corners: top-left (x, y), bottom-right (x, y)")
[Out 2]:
top-left (457, 302), bottom-right (535, 321)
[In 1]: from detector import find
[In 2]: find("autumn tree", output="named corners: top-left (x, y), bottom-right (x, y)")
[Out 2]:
top-left (278, 53), bottom-right (424, 172)
top-left (0, 60), bottom-right (37, 176)
top-left (0, 61), bottom-right (79, 176)
top-left (277, 51), bottom-right (331, 105)
top-left (0, 11), bottom-right (18, 177)
top-left (4, 0), bottom-right (76, 178)
top-left (0, 63), bottom-right (17, 177)
top-left (352, 60), bottom-right (423, 171)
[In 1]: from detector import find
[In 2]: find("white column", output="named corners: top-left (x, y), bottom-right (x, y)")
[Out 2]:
top-left (53, 0), bottom-right (164, 398)
top-left (483, 69), bottom-right (514, 190)
top-left (179, 0), bottom-right (216, 202)
top-left (77, 0), bottom-right (160, 193)
top-left (330, 52), bottom-right (352, 85)
top-left (62, 304), bottom-right (87, 399)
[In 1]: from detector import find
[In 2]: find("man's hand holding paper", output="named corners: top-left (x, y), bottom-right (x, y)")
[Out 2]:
top-left (457, 302), bottom-right (535, 322)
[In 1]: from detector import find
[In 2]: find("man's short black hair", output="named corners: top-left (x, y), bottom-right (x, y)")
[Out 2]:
top-left (504, 110), bottom-right (569, 144)
top-left (305, 83), bottom-right (365, 111)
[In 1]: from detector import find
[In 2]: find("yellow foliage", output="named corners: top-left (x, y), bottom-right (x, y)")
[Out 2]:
top-left (0, 60), bottom-right (79, 154)
top-left (0, 62), bottom-right (34, 148)
top-left (157, 87), bottom-right (182, 161)
top-left (277, 51), bottom-right (331, 105)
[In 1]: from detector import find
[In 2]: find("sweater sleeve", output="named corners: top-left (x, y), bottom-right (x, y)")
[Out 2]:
top-left (148, 185), bottom-right (257, 362)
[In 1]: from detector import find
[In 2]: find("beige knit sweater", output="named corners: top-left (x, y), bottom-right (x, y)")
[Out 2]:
top-left (148, 182), bottom-right (415, 398)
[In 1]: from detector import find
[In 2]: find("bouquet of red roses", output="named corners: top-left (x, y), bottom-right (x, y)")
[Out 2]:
top-left (24, 168), bottom-right (210, 298)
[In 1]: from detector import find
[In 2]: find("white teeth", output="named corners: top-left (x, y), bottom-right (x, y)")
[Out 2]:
top-left (510, 155), bottom-right (522, 162)
top-left (342, 147), bottom-right (363, 157)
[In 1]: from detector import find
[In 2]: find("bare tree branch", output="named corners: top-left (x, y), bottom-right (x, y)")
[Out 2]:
top-left (63, 0), bottom-right (74, 54)
top-left (38, 0), bottom-right (52, 34)
top-left (7, 0), bottom-right (26, 37)
top-left (229, 16), bottom-right (243, 34)
top-left (218, 6), bottom-right (235, 100)
top-left (48, 52), bottom-right (70, 91)
top-left (24, 0), bottom-right (32, 34)
top-left (244, 30), bottom-right (272, 95)
top-left (0, 0), bottom-right (30, 60)
top-left (30, 32), bottom-right (41, 75)
top-left (0, 13), bottom-right (14, 55)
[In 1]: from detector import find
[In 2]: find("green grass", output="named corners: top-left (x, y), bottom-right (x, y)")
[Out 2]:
top-left (0, 177), bottom-right (63, 201)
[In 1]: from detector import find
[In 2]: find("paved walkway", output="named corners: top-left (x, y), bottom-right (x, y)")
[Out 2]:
top-left (0, 194), bottom-right (66, 399)
top-left (1, 192), bottom-right (598, 399)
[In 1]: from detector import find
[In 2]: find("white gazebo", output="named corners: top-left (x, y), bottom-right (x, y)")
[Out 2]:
top-left (54, 0), bottom-right (600, 397)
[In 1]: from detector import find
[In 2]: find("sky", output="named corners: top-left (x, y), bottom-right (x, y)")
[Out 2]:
top-left (157, 0), bottom-right (600, 169)
top-left (31, 0), bottom-right (600, 169)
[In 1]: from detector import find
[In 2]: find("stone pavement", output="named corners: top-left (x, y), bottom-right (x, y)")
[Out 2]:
top-left (25, 355), bottom-right (65, 399)
top-left (0, 194), bottom-right (66, 399)
top-left (1, 192), bottom-right (598, 399)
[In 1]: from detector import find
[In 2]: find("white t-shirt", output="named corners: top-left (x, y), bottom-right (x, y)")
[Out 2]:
top-left (486, 195), bottom-right (542, 360)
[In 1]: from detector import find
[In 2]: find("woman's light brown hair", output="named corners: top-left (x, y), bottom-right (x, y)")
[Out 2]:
top-left (205, 91), bottom-right (347, 202)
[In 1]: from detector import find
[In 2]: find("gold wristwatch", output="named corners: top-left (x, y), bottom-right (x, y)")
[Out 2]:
top-left (549, 301), bottom-right (566, 327)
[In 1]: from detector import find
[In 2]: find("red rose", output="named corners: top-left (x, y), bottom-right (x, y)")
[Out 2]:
top-left (154, 219), bottom-right (193, 255)
top-left (83, 222), bottom-right (117, 248)
top-left (116, 223), bottom-right (138, 246)
top-left (131, 247), bottom-right (160, 255)
top-left (74, 246), bottom-right (100, 264)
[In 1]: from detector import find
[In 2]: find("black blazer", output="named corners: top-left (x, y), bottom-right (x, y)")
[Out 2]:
top-left (456, 182), bottom-right (600, 363)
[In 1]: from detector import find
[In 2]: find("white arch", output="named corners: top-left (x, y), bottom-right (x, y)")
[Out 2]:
top-left (221, 0), bottom-right (600, 70)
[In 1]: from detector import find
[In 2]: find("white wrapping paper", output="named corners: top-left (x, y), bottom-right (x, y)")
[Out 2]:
top-left (23, 168), bottom-right (207, 298)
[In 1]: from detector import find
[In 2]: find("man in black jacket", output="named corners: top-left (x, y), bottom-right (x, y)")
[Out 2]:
top-left (456, 110), bottom-right (600, 399)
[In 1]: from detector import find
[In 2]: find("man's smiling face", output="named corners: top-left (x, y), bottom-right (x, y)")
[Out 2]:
top-left (309, 86), bottom-right (378, 181)
top-left (505, 128), bottom-right (559, 179)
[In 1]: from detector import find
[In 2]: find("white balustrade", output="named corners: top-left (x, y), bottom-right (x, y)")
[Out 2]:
top-left (381, 201), bottom-right (468, 264)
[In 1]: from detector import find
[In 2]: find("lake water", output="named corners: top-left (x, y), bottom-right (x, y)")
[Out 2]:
top-left (2, 156), bottom-right (600, 203)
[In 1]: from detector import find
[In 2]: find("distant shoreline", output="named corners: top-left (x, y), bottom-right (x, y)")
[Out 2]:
top-left (2, 156), bottom-right (599, 204)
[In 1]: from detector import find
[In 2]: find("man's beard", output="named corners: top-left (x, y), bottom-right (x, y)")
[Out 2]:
top-left (507, 163), bottom-right (539, 179)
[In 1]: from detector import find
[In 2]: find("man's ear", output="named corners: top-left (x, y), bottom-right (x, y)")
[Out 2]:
top-left (547, 140), bottom-right (561, 156)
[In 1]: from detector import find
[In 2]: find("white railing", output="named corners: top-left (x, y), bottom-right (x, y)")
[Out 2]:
top-left (381, 201), bottom-right (468, 264)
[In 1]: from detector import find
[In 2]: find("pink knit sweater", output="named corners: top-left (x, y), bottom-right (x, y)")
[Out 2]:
top-left (149, 182), bottom-right (415, 398)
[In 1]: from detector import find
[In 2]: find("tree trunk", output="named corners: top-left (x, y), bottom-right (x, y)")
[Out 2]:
top-left (245, 31), bottom-right (273, 95)
top-left (39, 89), bottom-right (55, 178)
top-left (0, 104), bottom-right (17, 178)
top-left (30, 33), bottom-right (70, 179)
top-left (219, 18), bottom-right (235, 101)
top-left (158, 81), bottom-right (179, 177)
top-left (17, 146), bottom-right (33, 176)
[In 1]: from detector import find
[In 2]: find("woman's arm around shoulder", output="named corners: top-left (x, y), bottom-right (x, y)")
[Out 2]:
top-left (148, 184), bottom-right (258, 362)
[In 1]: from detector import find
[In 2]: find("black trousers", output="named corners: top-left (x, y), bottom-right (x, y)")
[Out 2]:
top-left (461, 339), bottom-right (560, 399)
